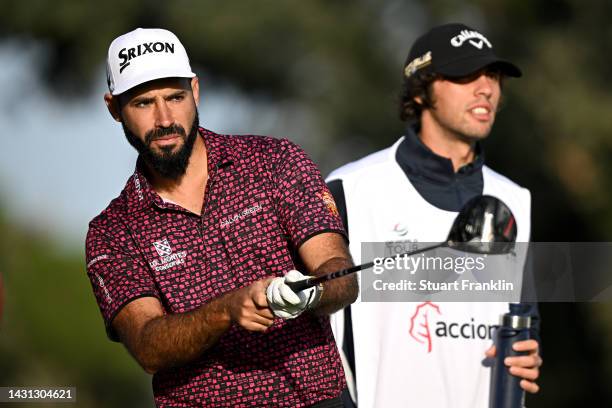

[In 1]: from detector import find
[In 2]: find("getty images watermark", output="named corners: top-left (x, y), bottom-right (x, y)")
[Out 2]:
top-left (360, 242), bottom-right (612, 302)
top-left (372, 252), bottom-right (514, 292)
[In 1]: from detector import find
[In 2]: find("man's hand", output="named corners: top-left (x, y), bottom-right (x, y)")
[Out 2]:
top-left (227, 278), bottom-right (275, 331)
top-left (485, 339), bottom-right (542, 393)
top-left (266, 270), bottom-right (321, 319)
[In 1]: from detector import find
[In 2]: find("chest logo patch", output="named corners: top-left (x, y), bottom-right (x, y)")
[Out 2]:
top-left (153, 239), bottom-right (172, 257)
top-left (393, 222), bottom-right (409, 237)
top-left (150, 238), bottom-right (187, 272)
top-left (409, 302), bottom-right (496, 353)
top-left (220, 203), bottom-right (263, 228)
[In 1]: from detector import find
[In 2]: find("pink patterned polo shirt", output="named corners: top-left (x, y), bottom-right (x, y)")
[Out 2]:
top-left (86, 128), bottom-right (347, 407)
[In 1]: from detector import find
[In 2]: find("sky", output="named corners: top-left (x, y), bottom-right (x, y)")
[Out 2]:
top-left (0, 40), bottom-right (323, 248)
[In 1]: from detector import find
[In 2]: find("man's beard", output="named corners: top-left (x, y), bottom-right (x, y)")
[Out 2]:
top-left (122, 112), bottom-right (200, 180)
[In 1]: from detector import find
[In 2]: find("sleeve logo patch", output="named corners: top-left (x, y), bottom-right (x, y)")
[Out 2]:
top-left (317, 191), bottom-right (339, 217)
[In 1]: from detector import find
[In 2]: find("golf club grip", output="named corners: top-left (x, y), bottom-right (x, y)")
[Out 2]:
top-left (286, 263), bottom-right (373, 292)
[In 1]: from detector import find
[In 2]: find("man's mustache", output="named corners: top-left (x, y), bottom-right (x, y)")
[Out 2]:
top-left (145, 125), bottom-right (187, 145)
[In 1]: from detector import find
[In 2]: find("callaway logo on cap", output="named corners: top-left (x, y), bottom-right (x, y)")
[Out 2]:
top-left (106, 28), bottom-right (196, 95)
top-left (404, 23), bottom-right (521, 79)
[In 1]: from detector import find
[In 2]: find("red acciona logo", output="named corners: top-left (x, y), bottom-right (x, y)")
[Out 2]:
top-left (409, 301), bottom-right (442, 353)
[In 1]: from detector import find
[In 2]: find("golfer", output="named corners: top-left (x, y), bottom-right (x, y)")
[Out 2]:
top-left (86, 28), bottom-right (357, 407)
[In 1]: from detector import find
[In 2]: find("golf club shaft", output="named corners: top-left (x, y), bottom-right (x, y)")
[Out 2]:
top-left (287, 242), bottom-right (445, 292)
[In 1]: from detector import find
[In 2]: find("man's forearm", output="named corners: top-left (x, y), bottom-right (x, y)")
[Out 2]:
top-left (312, 256), bottom-right (358, 315)
top-left (127, 296), bottom-right (231, 374)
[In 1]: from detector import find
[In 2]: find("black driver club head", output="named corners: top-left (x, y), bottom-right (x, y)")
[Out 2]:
top-left (446, 195), bottom-right (517, 254)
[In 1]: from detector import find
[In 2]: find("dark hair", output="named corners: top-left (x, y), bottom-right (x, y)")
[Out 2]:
top-left (399, 71), bottom-right (438, 123)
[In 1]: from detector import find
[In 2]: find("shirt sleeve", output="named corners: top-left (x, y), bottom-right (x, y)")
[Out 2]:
top-left (272, 138), bottom-right (347, 248)
top-left (85, 222), bottom-right (160, 341)
top-left (327, 179), bottom-right (349, 236)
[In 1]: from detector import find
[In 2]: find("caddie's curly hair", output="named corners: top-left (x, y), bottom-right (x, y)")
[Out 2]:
top-left (399, 71), bottom-right (438, 123)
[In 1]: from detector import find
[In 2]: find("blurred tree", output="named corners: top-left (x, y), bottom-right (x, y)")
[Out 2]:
top-left (0, 208), bottom-right (152, 407)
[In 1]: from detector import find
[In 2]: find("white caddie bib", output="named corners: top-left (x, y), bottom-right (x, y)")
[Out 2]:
top-left (327, 137), bottom-right (531, 408)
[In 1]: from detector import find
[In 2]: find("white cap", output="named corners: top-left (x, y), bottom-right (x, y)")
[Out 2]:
top-left (106, 28), bottom-right (196, 95)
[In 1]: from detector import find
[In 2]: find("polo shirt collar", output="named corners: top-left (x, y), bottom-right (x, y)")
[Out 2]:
top-left (198, 127), bottom-right (236, 171)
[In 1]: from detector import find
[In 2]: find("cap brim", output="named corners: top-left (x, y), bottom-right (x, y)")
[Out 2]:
top-left (111, 69), bottom-right (196, 95)
top-left (436, 56), bottom-right (522, 78)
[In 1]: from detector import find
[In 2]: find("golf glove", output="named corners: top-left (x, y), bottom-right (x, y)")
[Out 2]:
top-left (266, 270), bottom-right (322, 319)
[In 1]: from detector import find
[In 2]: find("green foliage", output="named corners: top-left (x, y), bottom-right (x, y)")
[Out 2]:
top-left (0, 213), bottom-right (152, 407)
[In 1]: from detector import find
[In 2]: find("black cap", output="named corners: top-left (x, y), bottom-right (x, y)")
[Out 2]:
top-left (404, 23), bottom-right (521, 79)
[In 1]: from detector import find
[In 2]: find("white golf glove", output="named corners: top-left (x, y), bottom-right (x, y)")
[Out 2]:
top-left (266, 270), bottom-right (323, 319)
